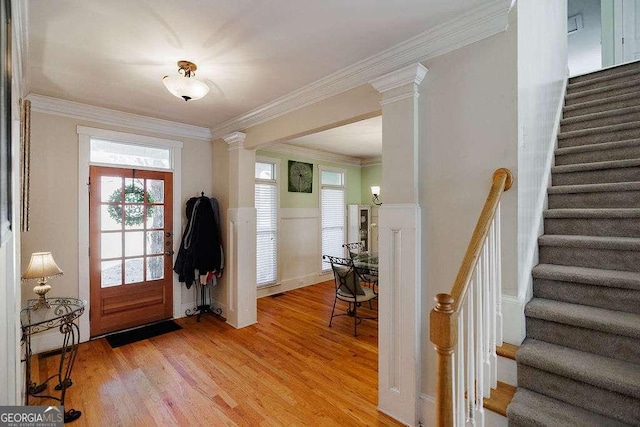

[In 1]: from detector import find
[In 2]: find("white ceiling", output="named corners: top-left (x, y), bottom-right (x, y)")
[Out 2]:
top-left (27, 0), bottom-right (490, 130)
top-left (286, 116), bottom-right (382, 160)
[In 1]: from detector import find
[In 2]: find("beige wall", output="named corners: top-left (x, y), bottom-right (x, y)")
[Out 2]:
top-left (419, 15), bottom-right (518, 396)
top-left (21, 112), bottom-right (214, 317)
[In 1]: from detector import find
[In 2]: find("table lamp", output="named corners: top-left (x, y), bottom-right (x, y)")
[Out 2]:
top-left (22, 252), bottom-right (63, 310)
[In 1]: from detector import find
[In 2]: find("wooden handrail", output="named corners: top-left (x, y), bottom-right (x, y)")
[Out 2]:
top-left (430, 167), bottom-right (513, 427)
top-left (449, 168), bottom-right (513, 312)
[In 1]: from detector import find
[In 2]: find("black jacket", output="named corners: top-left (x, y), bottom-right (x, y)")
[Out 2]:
top-left (174, 196), bottom-right (223, 288)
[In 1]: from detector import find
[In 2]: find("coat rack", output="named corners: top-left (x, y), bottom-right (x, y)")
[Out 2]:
top-left (182, 191), bottom-right (224, 321)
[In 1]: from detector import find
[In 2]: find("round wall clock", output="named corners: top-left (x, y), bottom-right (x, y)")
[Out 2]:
top-left (288, 161), bottom-right (313, 193)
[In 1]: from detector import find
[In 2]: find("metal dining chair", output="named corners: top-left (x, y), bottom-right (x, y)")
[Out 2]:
top-left (323, 255), bottom-right (377, 336)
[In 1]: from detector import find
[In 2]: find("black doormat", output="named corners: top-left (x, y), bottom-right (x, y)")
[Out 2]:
top-left (105, 320), bottom-right (182, 348)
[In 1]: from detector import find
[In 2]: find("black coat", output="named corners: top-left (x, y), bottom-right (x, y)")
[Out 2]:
top-left (174, 196), bottom-right (222, 288)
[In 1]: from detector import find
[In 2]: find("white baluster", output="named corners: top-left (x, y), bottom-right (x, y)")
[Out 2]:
top-left (490, 218), bottom-right (498, 388)
top-left (482, 240), bottom-right (491, 396)
top-left (466, 282), bottom-right (475, 425)
top-left (495, 203), bottom-right (503, 345)
top-left (475, 265), bottom-right (485, 425)
top-left (457, 308), bottom-right (465, 426)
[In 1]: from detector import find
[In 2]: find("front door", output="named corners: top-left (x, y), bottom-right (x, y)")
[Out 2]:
top-left (89, 166), bottom-right (173, 337)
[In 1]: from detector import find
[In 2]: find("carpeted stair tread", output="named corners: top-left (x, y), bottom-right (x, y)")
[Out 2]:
top-left (507, 388), bottom-right (629, 427)
top-left (569, 60), bottom-right (640, 84)
top-left (532, 264), bottom-right (640, 291)
top-left (548, 181), bottom-right (640, 194)
top-left (565, 78), bottom-right (640, 102)
top-left (568, 66), bottom-right (640, 91)
top-left (525, 298), bottom-right (640, 339)
top-left (556, 138), bottom-right (640, 156)
top-left (544, 208), bottom-right (640, 218)
top-left (563, 92), bottom-right (640, 116)
top-left (552, 158), bottom-right (640, 174)
top-left (538, 234), bottom-right (640, 250)
top-left (517, 339), bottom-right (640, 399)
top-left (561, 104), bottom-right (640, 126)
top-left (558, 120), bottom-right (640, 140)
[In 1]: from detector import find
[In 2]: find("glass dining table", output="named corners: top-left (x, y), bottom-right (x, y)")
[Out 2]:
top-left (352, 252), bottom-right (378, 289)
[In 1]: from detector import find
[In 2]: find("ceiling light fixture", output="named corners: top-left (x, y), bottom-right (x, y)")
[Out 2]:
top-left (162, 60), bottom-right (210, 102)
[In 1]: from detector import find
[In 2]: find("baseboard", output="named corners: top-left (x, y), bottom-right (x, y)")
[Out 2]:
top-left (502, 294), bottom-right (526, 345)
top-left (419, 393), bottom-right (436, 427)
top-left (257, 272), bottom-right (333, 298)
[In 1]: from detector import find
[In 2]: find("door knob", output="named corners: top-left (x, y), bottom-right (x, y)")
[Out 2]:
top-left (165, 250), bottom-right (174, 257)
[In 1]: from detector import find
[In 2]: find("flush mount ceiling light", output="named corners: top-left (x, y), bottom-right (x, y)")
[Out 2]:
top-left (162, 60), bottom-right (210, 101)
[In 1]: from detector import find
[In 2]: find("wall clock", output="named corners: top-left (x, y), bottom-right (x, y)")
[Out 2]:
top-left (288, 161), bottom-right (313, 193)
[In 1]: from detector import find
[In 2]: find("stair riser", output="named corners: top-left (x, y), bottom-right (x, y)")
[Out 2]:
top-left (534, 278), bottom-right (640, 314)
top-left (561, 111), bottom-right (640, 132)
top-left (558, 127), bottom-right (640, 148)
top-left (565, 84), bottom-right (640, 105)
top-left (555, 144), bottom-right (640, 165)
top-left (518, 365), bottom-right (640, 425)
top-left (563, 95), bottom-right (640, 118)
top-left (567, 73), bottom-right (640, 95)
top-left (570, 61), bottom-right (640, 84)
top-left (544, 217), bottom-right (640, 238)
top-left (548, 191), bottom-right (640, 209)
top-left (526, 318), bottom-right (640, 364)
top-left (552, 166), bottom-right (640, 185)
top-left (539, 245), bottom-right (640, 272)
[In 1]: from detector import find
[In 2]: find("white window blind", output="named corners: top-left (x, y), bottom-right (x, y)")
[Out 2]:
top-left (256, 179), bottom-right (278, 286)
top-left (321, 186), bottom-right (345, 272)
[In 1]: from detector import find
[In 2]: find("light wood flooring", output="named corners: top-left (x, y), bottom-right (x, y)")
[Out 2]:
top-left (31, 281), bottom-right (400, 426)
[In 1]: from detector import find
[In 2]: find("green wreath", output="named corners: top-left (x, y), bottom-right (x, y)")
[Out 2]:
top-left (107, 185), bottom-right (155, 227)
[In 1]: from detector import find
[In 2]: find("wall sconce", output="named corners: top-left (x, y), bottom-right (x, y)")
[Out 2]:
top-left (371, 186), bottom-right (382, 206)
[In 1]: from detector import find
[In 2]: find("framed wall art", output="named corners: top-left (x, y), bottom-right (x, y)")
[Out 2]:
top-left (288, 160), bottom-right (313, 193)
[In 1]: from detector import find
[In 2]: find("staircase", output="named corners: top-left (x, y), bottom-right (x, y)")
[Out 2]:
top-left (507, 62), bottom-right (640, 426)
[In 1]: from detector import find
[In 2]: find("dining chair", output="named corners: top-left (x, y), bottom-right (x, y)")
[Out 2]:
top-left (342, 242), bottom-right (364, 259)
top-left (323, 254), bottom-right (377, 336)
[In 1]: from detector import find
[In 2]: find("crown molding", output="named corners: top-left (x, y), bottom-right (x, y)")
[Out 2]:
top-left (210, 0), bottom-right (511, 139)
top-left (361, 157), bottom-right (382, 167)
top-left (27, 94), bottom-right (213, 141)
top-left (369, 64), bottom-right (428, 94)
top-left (224, 131), bottom-right (247, 151)
top-left (260, 143), bottom-right (364, 167)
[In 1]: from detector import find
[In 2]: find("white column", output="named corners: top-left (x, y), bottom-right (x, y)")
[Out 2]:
top-left (223, 132), bottom-right (257, 328)
top-left (370, 63), bottom-right (427, 427)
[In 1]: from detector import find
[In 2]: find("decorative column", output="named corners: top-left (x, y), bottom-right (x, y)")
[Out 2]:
top-left (369, 63), bottom-right (427, 426)
top-left (223, 131), bottom-right (257, 328)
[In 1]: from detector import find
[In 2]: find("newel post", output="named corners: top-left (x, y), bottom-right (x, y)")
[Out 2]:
top-left (430, 293), bottom-right (457, 427)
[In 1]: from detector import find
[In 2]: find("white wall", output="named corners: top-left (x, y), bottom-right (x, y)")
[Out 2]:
top-left (568, 0), bottom-right (602, 76)
top-left (516, 0), bottom-right (568, 342)
top-left (21, 112), bottom-right (213, 351)
top-left (419, 9), bottom-right (518, 402)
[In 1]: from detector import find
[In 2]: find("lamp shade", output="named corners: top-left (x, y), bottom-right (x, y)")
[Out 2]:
top-left (22, 252), bottom-right (63, 281)
top-left (162, 75), bottom-right (210, 101)
top-left (371, 186), bottom-right (380, 196)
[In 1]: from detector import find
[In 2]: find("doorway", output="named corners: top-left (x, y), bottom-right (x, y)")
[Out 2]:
top-left (89, 166), bottom-right (174, 336)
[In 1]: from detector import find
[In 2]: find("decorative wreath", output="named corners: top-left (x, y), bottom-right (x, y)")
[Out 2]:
top-left (107, 185), bottom-right (155, 227)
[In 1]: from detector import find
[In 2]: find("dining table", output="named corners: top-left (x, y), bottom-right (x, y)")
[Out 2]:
top-left (352, 252), bottom-right (378, 290)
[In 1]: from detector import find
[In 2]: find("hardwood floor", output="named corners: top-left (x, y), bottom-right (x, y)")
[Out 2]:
top-left (31, 281), bottom-right (400, 426)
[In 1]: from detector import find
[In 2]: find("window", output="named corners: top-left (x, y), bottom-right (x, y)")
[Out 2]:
top-left (321, 168), bottom-right (346, 272)
top-left (90, 138), bottom-right (172, 170)
top-left (255, 160), bottom-right (278, 286)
